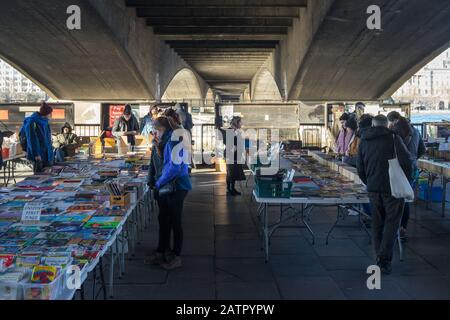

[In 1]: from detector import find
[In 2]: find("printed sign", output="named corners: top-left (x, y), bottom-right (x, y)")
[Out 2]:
top-left (109, 105), bottom-right (125, 128)
top-left (0, 110), bottom-right (8, 120)
top-left (21, 202), bottom-right (42, 224)
top-left (52, 109), bottom-right (65, 119)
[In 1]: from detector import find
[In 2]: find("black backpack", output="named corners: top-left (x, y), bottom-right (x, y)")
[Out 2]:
top-left (19, 127), bottom-right (27, 152)
top-left (19, 122), bottom-right (35, 152)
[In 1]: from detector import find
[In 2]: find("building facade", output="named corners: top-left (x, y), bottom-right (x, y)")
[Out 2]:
top-left (393, 48), bottom-right (450, 110)
top-left (0, 59), bottom-right (46, 102)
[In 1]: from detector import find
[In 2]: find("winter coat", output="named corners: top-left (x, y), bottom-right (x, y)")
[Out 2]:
top-left (357, 126), bottom-right (413, 194)
top-left (21, 112), bottom-right (53, 163)
top-left (155, 130), bottom-right (192, 192)
top-left (140, 114), bottom-right (155, 136)
top-left (148, 129), bottom-right (171, 188)
top-left (112, 115), bottom-right (140, 146)
top-left (219, 128), bottom-right (246, 182)
top-left (336, 128), bottom-right (354, 155)
top-left (407, 126), bottom-right (426, 171)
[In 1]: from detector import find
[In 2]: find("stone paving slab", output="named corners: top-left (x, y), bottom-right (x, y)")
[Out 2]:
top-left (96, 170), bottom-right (450, 300)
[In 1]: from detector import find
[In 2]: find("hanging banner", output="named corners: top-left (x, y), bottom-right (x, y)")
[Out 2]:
top-left (109, 105), bottom-right (125, 128)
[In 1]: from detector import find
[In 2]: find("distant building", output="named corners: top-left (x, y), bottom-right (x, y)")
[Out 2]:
top-left (0, 59), bottom-right (46, 102)
top-left (393, 48), bottom-right (450, 110)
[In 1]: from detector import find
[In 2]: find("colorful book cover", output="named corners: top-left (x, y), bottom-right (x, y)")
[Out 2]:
top-left (73, 229), bottom-right (113, 240)
top-left (84, 216), bottom-right (122, 229)
top-left (31, 266), bottom-right (58, 284)
top-left (47, 221), bottom-right (85, 233)
top-left (95, 207), bottom-right (127, 217)
top-left (0, 254), bottom-right (15, 269)
top-left (66, 203), bottom-right (101, 213)
top-left (42, 256), bottom-right (71, 268)
top-left (16, 254), bottom-right (41, 267)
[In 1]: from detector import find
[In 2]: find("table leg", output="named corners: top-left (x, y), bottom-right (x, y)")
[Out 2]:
top-left (11, 160), bottom-right (16, 184)
top-left (357, 206), bottom-right (372, 244)
top-left (115, 237), bottom-right (122, 278)
top-left (442, 177), bottom-right (448, 218)
top-left (301, 205), bottom-right (315, 245)
top-left (99, 257), bottom-right (107, 300)
top-left (326, 206), bottom-right (342, 245)
top-left (109, 245), bottom-right (114, 298)
top-left (5, 161), bottom-right (10, 186)
top-left (3, 161), bottom-right (6, 186)
top-left (427, 173), bottom-right (436, 210)
top-left (92, 264), bottom-right (97, 300)
top-left (264, 203), bottom-right (269, 263)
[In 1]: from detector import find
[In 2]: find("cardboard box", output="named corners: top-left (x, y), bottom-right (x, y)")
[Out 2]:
top-left (215, 158), bottom-right (227, 172)
top-left (110, 193), bottom-right (131, 207)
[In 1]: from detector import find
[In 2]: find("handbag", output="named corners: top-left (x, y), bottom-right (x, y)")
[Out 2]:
top-left (388, 135), bottom-right (414, 201)
top-left (158, 180), bottom-right (177, 197)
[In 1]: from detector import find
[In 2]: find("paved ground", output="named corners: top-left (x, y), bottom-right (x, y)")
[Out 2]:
top-left (84, 169), bottom-right (450, 300)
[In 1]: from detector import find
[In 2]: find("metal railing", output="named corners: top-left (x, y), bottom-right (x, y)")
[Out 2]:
top-left (192, 124), bottom-right (216, 154)
top-left (74, 124), bottom-right (101, 138)
top-left (299, 124), bottom-right (325, 148)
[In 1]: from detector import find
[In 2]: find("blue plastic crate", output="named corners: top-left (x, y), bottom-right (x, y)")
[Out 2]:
top-left (418, 185), bottom-right (443, 203)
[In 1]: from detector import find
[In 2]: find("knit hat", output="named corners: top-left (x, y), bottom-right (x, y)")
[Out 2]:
top-left (39, 102), bottom-right (53, 116)
top-left (124, 104), bottom-right (132, 116)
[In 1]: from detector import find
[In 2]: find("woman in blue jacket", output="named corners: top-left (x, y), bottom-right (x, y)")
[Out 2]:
top-left (148, 116), bottom-right (192, 270)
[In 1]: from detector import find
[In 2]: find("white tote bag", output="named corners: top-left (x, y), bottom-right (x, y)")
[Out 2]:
top-left (388, 135), bottom-right (414, 201)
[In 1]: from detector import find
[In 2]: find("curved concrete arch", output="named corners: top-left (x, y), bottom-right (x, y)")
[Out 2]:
top-left (251, 68), bottom-right (283, 101)
top-left (161, 68), bottom-right (204, 101)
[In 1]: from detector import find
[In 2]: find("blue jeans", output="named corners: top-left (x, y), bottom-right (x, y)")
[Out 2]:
top-left (55, 148), bottom-right (66, 163)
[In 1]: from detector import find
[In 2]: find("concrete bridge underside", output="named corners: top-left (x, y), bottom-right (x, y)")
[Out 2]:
top-left (0, 0), bottom-right (449, 102)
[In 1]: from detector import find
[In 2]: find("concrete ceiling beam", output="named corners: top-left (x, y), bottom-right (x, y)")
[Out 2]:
top-left (146, 17), bottom-right (294, 27)
top-left (179, 53), bottom-right (271, 57)
top-left (136, 7), bottom-right (300, 18)
top-left (167, 40), bottom-right (279, 48)
top-left (154, 26), bottom-right (288, 34)
top-left (157, 34), bottom-right (286, 41)
top-left (174, 48), bottom-right (274, 53)
top-left (127, 0), bottom-right (307, 8)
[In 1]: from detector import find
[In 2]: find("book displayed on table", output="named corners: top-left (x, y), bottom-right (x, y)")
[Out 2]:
top-left (0, 154), bottom-right (149, 300)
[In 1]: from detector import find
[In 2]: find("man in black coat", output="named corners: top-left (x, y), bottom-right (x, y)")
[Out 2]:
top-left (357, 114), bottom-right (413, 274)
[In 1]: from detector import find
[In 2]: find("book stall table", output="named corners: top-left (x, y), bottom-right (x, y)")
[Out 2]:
top-left (252, 151), bottom-right (371, 262)
top-left (2, 153), bottom-right (27, 187)
top-left (0, 154), bottom-right (151, 300)
top-left (417, 159), bottom-right (450, 217)
top-left (305, 150), bottom-right (407, 260)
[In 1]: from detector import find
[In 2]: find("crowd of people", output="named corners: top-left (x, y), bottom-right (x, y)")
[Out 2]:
top-left (334, 105), bottom-right (426, 274)
top-left (18, 102), bottom-right (193, 270)
top-left (16, 101), bottom-right (428, 275)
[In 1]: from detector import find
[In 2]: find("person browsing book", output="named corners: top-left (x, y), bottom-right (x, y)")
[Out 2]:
top-left (20, 102), bottom-right (54, 173)
top-left (112, 104), bottom-right (140, 153)
top-left (357, 114), bottom-right (413, 275)
top-left (147, 116), bottom-right (192, 270)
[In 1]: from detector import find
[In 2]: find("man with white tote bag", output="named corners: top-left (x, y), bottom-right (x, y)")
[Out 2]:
top-left (357, 115), bottom-right (413, 274)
